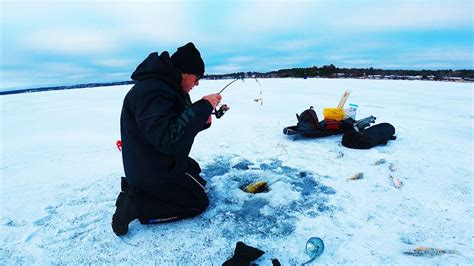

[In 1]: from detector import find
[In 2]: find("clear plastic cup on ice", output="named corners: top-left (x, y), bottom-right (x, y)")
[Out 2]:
top-left (344, 103), bottom-right (358, 120)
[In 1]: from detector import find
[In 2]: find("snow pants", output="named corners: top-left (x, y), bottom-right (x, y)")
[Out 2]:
top-left (127, 161), bottom-right (209, 224)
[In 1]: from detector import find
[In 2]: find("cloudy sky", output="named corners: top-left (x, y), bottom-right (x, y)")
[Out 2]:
top-left (1, 0), bottom-right (473, 90)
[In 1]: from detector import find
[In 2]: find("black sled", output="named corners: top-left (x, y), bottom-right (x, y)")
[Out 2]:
top-left (283, 121), bottom-right (349, 138)
top-left (283, 126), bottom-right (343, 138)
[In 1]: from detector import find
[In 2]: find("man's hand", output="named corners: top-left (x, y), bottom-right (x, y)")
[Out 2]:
top-left (202, 93), bottom-right (222, 109)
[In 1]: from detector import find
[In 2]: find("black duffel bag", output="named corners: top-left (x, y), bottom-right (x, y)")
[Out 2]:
top-left (342, 123), bottom-right (396, 149)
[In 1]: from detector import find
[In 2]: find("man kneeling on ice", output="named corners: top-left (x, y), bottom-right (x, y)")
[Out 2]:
top-left (112, 42), bottom-right (222, 236)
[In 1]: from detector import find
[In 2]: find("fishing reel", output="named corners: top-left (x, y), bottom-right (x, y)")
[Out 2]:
top-left (213, 104), bottom-right (230, 119)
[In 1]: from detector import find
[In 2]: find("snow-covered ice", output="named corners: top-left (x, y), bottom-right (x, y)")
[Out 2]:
top-left (1, 78), bottom-right (472, 264)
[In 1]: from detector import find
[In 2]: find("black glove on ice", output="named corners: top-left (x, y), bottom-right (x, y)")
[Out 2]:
top-left (222, 241), bottom-right (265, 266)
top-left (271, 258), bottom-right (281, 266)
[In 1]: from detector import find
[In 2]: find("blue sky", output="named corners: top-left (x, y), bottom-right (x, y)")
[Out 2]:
top-left (1, 0), bottom-right (473, 90)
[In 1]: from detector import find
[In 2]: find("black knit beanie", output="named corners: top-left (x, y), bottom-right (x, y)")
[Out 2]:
top-left (170, 42), bottom-right (205, 78)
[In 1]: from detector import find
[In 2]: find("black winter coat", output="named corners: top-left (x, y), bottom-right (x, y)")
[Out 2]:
top-left (120, 51), bottom-right (213, 187)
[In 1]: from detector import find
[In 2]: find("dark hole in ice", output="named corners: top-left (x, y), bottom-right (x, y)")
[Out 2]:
top-left (201, 157), bottom-right (336, 238)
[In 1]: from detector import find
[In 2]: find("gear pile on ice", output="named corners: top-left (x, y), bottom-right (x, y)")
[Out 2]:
top-left (283, 90), bottom-right (396, 149)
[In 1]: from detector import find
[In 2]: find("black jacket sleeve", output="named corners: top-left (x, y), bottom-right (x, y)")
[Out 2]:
top-left (133, 88), bottom-right (213, 155)
top-left (201, 119), bottom-right (212, 131)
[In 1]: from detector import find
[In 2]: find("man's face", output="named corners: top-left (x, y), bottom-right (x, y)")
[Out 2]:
top-left (181, 73), bottom-right (200, 93)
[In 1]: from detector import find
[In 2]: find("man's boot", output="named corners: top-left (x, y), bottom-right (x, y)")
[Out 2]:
top-left (111, 178), bottom-right (138, 236)
top-left (113, 177), bottom-right (128, 209)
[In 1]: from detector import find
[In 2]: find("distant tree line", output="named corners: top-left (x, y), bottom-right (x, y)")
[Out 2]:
top-left (2, 65), bottom-right (472, 95)
top-left (205, 64), bottom-right (474, 81)
top-left (0, 81), bottom-right (135, 95)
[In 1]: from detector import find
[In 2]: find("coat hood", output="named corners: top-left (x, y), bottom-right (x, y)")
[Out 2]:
top-left (131, 52), bottom-right (182, 89)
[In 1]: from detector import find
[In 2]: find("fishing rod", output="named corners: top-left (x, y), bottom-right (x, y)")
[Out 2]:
top-left (218, 77), bottom-right (261, 95)
top-left (213, 77), bottom-right (261, 118)
top-left (213, 78), bottom-right (239, 118)
top-left (218, 78), bottom-right (240, 94)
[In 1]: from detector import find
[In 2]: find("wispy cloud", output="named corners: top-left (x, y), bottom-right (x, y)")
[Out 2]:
top-left (330, 1), bottom-right (473, 32)
top-left (396, 47), bottom-right (474, 69)
top-left (271, 39), bottom-right (321, 51)
top-left (23, 28), bottom-right (119, 55)
top-left (1, 0), bottom-right (472, 90)
top-left (399, 47), bottom-right (473, 63)
top-left (0, 62), bottom-right (129, 91)
top-left (208, 56), bottom-right (257, 73)
top-left (229, 1), bottom-right (317, 33)
top-left (94, 59), bottom-right (135, 68)
top-left (98, 2), bottom-right (195, 46)
top-left (209, 64), bottom-right (246, 74)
